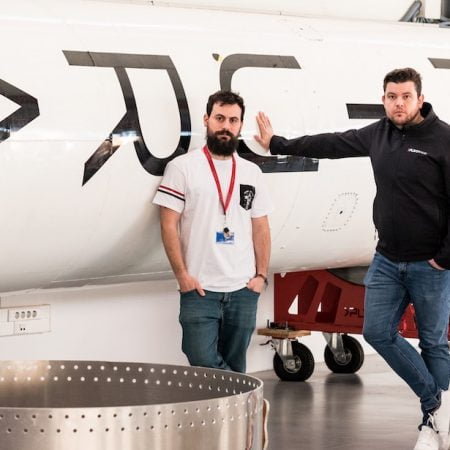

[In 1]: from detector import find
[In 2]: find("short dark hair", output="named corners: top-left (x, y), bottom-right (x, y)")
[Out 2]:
top-left (383, 67), bottom-right (422, 96)
top-left (206, 90), bottom-right (245, 121)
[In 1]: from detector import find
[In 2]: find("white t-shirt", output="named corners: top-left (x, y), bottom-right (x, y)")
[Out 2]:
top-left (153, 148), bottom-right (273, 292)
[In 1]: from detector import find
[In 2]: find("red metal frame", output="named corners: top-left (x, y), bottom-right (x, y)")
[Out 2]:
top-left (274, 270), bottom-right (449, 339)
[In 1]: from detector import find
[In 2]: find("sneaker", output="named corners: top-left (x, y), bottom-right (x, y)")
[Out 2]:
top-left (414, 425), bottom-right (439, 450)
top-left (430, 390), bottom-right (450, 450)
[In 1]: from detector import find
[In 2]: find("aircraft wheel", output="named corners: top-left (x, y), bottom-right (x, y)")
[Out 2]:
top-left (324, 335), bottom-right (364, 374)
top-left (273, 341), bottom-right (315, 381)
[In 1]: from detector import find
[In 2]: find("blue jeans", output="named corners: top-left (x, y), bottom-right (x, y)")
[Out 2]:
top-left (179, 287), bottom-right (259, 373)
top-left (363, 252), bottom-right (450, 416)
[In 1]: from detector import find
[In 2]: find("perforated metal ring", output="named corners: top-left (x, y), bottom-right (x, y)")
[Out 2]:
top-left (0, 360), bottom-right (264, 450)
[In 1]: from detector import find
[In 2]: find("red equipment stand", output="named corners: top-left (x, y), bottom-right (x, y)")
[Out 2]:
top-left (258, 269), bottom-right (449, 382)
top-left (274, 270), bottom-right (419, 338)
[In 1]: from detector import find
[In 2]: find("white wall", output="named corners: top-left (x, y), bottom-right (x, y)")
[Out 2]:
top-left (0, 279), bottom-right (374, 374)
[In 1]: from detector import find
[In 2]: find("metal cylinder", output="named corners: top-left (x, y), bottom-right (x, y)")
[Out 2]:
top-left (0, 360), bottom-right (264, 450)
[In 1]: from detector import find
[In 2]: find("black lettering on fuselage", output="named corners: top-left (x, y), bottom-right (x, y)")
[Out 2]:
top-left (0, 79), bottom-right (40, 143)
top-left (1, 52), bottom-right (447, 184)
top-left (63, 51), bottom-right (191, 184)
top-left (218, 53), bottom-right (319, 173)
top-left (346, 104), bottom-right (385, 119)
top-left (429, 58), bottom-right (450, 69)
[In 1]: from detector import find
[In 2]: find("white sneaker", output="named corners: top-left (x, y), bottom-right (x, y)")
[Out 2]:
top-left (430, 390), bottom-right (450, 450)
top-left (414, 425), bottom-right (440, 450)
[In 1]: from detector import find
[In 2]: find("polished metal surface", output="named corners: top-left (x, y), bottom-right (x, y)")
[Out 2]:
top-left (0, 361), bottom-right (263, 450)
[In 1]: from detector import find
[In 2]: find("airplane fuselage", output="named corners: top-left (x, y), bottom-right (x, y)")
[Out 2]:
top-left (1, 0), bottom-right (449, 293)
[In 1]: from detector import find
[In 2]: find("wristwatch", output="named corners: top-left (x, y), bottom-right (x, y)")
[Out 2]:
top-left (256, 273), bottom-right (268, 285)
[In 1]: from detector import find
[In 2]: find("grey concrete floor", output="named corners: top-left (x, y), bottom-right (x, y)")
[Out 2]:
top-left (254, 354), bottom-right (421, 450)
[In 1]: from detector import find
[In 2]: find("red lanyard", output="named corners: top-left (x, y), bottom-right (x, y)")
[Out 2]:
top-left (203, 145), bottom-right (236, 216)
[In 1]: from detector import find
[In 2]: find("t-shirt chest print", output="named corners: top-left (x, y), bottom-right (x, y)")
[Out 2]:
top-left (240, 184), bottom-right (255, 210)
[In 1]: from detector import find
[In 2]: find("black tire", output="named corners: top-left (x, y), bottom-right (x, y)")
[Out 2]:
top-left (273, 341), bottom-right (315, 381)
top-left (324, 335), bottom-right (364, 374)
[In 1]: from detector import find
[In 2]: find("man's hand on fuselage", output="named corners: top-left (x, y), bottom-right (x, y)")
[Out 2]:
top-left (255, 112), bottom-right (274, 150)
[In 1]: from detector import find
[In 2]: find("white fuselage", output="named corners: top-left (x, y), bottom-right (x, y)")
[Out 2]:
top-left (1, 0), bottom-right (450, 294)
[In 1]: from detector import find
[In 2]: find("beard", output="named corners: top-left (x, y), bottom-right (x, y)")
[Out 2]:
top-left (206, 129), bottom-right (239, 157)
top-left (387, 106), bottom-right (423, 128)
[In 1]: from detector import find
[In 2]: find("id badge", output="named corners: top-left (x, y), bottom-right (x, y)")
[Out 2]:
top-left (216, 228), bottom-right (235, 245)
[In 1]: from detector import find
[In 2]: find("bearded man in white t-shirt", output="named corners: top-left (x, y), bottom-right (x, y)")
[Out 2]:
top-left (153, 91), bottom-right (272, 373)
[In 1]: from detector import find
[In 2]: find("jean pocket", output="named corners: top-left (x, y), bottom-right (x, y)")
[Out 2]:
top-left (425, 261), bottom-right (446, 272)
top-left (245, 287), bottom-right (261, 296)
top-left (179, 289), bottom-right (198, 297)
top-left (364, 253), bottom-right (381, 286)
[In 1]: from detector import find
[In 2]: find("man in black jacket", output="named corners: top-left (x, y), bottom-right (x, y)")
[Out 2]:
top-left (255, 68), bottom-right (450, 450)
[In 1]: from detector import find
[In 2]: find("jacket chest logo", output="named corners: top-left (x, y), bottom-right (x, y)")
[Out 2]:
top-left (407, 148), bottom-right (428, 156)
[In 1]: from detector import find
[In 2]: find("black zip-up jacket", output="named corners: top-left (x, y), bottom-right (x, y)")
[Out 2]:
top-left (270, 103), bottom-right (450, 269)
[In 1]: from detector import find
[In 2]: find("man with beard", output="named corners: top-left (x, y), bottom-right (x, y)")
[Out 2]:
top-left (255, 68), bottom-right (450, 450)
top-left (153, 90), bottom-right (272, 373)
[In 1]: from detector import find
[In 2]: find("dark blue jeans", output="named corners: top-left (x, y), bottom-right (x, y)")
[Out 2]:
top-left (179, 287), bottom-right (259, 373)
top-left (363, 252), bottom-right (450, 415)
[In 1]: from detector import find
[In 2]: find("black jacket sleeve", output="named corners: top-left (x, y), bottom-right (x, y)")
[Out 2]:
top-left (270, 127), bottom-right (373, 159)
top-left (434, 144), bottom-right (450, 270)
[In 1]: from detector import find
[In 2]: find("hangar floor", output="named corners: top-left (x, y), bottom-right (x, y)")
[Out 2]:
top-left (255, 354), bottom-right (421, 450)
